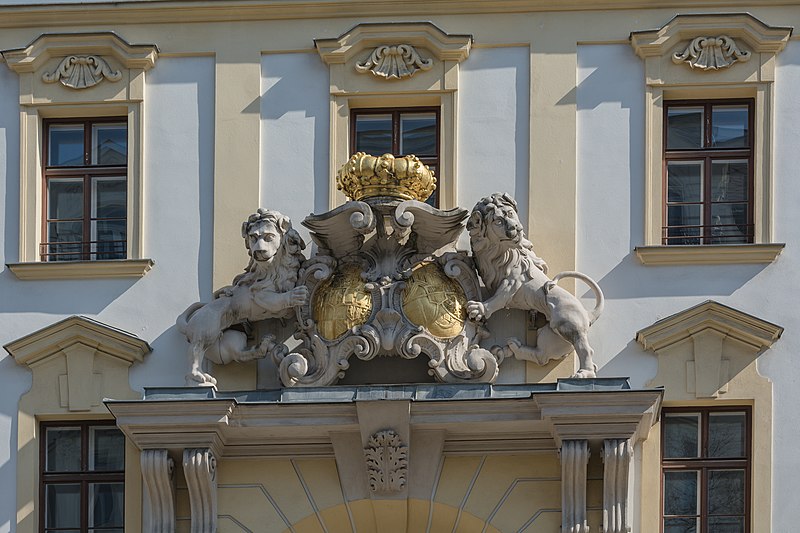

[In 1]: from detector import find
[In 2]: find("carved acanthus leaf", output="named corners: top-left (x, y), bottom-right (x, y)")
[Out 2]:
top-left (672, 36), bottom-right (751, 70)
top-left (364, 429), bottom-right (408, 493)
top-left (356, 44), bottom-right (433, 79)
top-left (42, 55), bottom-right (123, 89)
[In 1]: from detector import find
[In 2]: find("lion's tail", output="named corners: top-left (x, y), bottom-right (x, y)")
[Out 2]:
top-left (549, 271), bottom-right (605, 325)
top-left (176, 302), bottom-right (204, 336)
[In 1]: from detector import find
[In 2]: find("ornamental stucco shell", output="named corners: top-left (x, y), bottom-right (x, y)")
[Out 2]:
top-left (355, 44), bottom-right (433, 79)
top-left (42, 54), bottom-right (122, 89)
top-left (672, 36), bottom-right (750, 70)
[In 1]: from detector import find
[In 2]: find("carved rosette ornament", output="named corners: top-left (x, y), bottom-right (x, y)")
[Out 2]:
top-left (42, 55), bottom-right (123, 89)
top-left (672, 36), bottom-right (751, 70)
top-left (364, 430), bottom-right (408, 493)
top-left (356, 44), bottom-right (433, 79)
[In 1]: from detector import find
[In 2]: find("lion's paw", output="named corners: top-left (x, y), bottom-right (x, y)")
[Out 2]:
top-left (466, 301), bottom-right (486, 322)
top-left (571, 368), bottom-right (597, 379)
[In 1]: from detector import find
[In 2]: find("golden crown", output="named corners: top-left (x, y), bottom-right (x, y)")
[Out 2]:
top-left (336, 152), bottom-right (436, 202)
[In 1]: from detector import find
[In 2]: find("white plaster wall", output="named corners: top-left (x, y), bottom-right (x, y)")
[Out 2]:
top-left (459, 47), bottom-right (531, 382)
top-left (0, 61), bottom-right (26, 533)
top-left (261, 52), bottom-right (330, 232)
top-left (0, 58), bottom-right (214, 527)
top-left (577, 42), bottom-right (800, 531)
top-left (458, 47), bottom-right (530, 222)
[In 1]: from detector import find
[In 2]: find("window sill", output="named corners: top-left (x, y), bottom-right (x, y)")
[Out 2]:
top-left (6, 259), bottom-right (154, 280)
top-left (635, 244), bottom-right (785, 265)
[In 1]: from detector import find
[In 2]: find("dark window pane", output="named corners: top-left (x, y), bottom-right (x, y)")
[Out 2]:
top-left (667, 107), bottom-right (703, 149)
top-left (664, 414), bottom-right (700, 458)
top-left (664, 471), bottom-right (699, 516)
top-left (667, 161), bottom-right (703, 203)
top-left (712, 105), bottom-right (748, 148)
top-left (93, 220), bottom-right (126, 260)
top-left (708, 516), bottom-right (745, 533)
top-left (46, 483), bottom-right (81, 528)
top-left (664, 518), bottom-right (698, 533)
top-left (46, 427), bottom-right (81, 472)
top-left (354, 114), bottom-right (392, 154)
top-left (667, 205), bottom-right (702, 236)
top-left (708, 470), bottom-right (745, 515)
top-left (92, 123), bottom-right (127, 165)
top-left (89, 482), bottom-right (124, 528)
top-left (710, 203), bottom-right (749, 243)
top-left (93, 177), bottom-right (127, 219)
top-left (49, 179), bottom-right (84, 220)
top-left (49, 124), bottom-right (84, 166)
top-left (90, 426), bottom-right (125, 471)
top-left (712, 160), bottom-right (748, 202)
top-left (708, 412), bottom-right (747, 458)
top-left (400, 113), bottom-right (436, 156)
top-left (47, 222), bottom-right (84, 260)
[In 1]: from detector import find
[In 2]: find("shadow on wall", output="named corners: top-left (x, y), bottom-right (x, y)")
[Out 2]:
top-left (574, 44), bottom-right (646, 252)
top-left (129, 323), bottom-right (189, 389)
top-left (260, 53), bottom-right (329, 217)
top-left (591, 252), bottom-right (769, 300)
top-left (0, 270), bottom-right (140, 315)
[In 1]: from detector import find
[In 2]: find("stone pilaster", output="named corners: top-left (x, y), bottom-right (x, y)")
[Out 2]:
top-left (603, 439), bottom-right (632, 533)
top-left (141, 449), bottom-right (175, 533)
top-left (183, 448), bottom-right (217, 533)
top-left (560, 439), bottom-right (589, 533)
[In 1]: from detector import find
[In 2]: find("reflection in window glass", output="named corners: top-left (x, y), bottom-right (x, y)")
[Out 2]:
top-left (711, 160), bottom-right (748, 202)
top-left (90, 426), bottom-right (125, 471)
top-left (92, 123), bottom-right (127, 165)
top-left (667, 107), bottom-right (703, 149)
top-left (46, 484), bottom-right (81, 529)
top-left (46, 428), bottom-right (82, 472)
top-left (355, 114), bottom-right (392, 154)
top-left (664, 471), bottom-right (699, 516)
top-left (89, 482), bottom-right (125, 529)
top-left (708, 413), bottom-right (746, 458)
top-left (400, 113), bottom-right (436, 155)
top-left (712, 105), bottom-right (748, 148)
top-left (48, 125), bottom-right (84, 166)
top-left (708, 470), bottom-right (745, 516)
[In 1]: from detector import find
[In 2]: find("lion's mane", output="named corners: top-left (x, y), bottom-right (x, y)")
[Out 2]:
top-left (467, 193), bottom-right (543, 292)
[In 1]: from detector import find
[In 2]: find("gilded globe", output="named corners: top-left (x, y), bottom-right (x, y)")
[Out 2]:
top-left (313, 265), bottom-right (373, 341)
top-left (402, 263), bottom-right (467, 339)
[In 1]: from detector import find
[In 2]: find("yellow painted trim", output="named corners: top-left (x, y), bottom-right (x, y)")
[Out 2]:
top-left (0, 1), bottom-right (799, 29)
top-left (636, 300), bottom-right (778, 533)
top-left (7, 258), bottom-right (154, 280)
top-left (630, 14), bottom-right (792, 247)
top-left (634, 243), bottom-right (785, 265)
top-left (4, 32), bottom-right (158, 264)
top-left (6, 316), bottom-right (149, 533)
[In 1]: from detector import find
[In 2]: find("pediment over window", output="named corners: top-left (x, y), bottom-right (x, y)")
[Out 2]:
top-left (315, 22), bottom-right (472, 67)
top-left (636, 301), bottom-right (781, 399)
top-left (5, 316), bottom-right (150, 411)
top-left (630, 13), bottom-right (792, 60)
top-left (2, 32), bottom-right (158, 75)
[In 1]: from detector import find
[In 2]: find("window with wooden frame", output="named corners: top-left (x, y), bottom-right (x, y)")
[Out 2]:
top-left (40, 421), bottom-right (125, 533)
top-left (661, 407), bottom-right (751, 533)
top-left (43, 118), bottom-right (128, 262)
top-left (350, 108), bottom-right (440, 206)
top-left (663, 100), bottom-right (754, 246)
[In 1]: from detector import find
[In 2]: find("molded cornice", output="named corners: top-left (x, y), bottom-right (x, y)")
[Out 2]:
top-left (5, 315), bottom-right (151, 367)
top-left (0, 1), bottom-right (798, 30)
top-left (636, 300), bottom-right (783, 353)
top-left (2, 32), bottom-right (158, 73)
top-left (630, 13), bottom-right (793, 59)
top-left (315, 22), bottom-right (472, 65)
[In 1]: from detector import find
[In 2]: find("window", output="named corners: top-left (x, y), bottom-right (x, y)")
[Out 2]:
top-left (42, 118), bottom-right (128, 262)
top-left (351, 108), bottom-right (440, 206)
top-left (40, 421), bottom-right (125, 533)
top-left (661, 407), bottom-right (750, 533)
top-left (663, 101), bottom-right (753, 245)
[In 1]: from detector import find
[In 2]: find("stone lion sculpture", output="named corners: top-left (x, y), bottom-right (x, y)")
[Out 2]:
top-left (465, 193), bottom-right (604, 378)
top-left (176, 208), bottom-right (309, 386)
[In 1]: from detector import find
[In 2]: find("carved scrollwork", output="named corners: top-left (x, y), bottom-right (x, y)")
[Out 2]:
top-left (42, 55), bottom-right (123, 89)
top-left (364, 430), bottom-right (408, 493)
top-left (355, 44), bottom-right (433, 80)
top-left (672, 35), bottom-right (751, 70)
